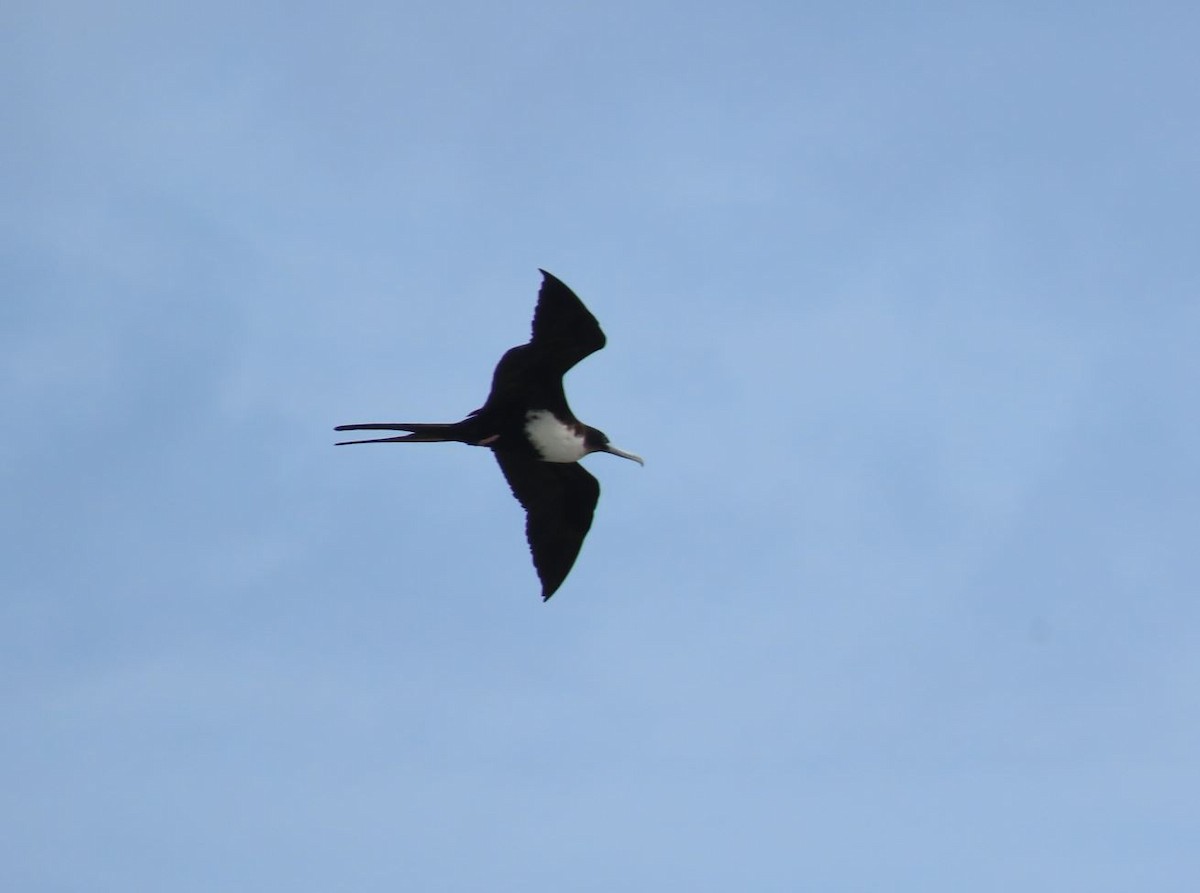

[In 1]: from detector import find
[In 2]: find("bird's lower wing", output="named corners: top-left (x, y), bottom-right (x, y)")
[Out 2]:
top-left (493, 452), bottom-right (600, 600)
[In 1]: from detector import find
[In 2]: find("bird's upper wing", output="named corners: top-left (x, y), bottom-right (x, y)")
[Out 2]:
top-left (472, 270), bottom-right (606, 417)
top-left (529, 269), bottom-right (606, 372)
top-left (493, 450), bottom-right (600, 600)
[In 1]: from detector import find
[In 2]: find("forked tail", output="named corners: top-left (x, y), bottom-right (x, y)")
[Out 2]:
top-left (334, 422), bottom-right (465, 446)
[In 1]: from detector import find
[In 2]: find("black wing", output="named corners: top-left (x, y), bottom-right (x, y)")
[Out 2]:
top-left (529, 269), bottom-right (606, 372)
top-left (473, 270), bottom-right (606, 418)
top-left (494, 451), bottom-right (600, 600)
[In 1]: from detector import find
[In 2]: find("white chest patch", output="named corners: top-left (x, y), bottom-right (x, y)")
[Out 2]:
top-left (525, 410), bottom-right (587, 463)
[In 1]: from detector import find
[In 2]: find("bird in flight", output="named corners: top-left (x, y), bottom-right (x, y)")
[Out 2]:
top-left (336, 270), bottom-right (642, 600)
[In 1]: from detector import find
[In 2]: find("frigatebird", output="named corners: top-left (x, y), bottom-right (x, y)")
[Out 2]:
top-left (335, 270), bottom-right (642, 600)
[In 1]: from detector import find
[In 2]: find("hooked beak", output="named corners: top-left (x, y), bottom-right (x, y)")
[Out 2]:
top-left (603, 444), bottom-right (645, 466)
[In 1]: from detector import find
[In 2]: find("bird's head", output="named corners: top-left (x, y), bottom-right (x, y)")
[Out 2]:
top-left (584, 427), bottom-right (644, 465)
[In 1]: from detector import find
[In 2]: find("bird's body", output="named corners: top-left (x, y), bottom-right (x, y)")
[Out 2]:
top-left (336, 270), bottom-right (642, 600)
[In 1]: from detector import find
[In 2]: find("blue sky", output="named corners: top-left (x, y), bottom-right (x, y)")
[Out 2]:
top-left (4, 2), bottom-right (1199, 890)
